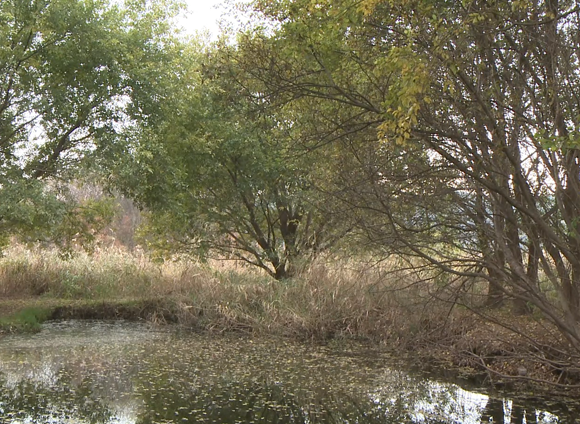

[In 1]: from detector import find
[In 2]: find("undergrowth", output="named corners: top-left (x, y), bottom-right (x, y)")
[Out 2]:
top-left (0, 245), bottom-right (444, 341)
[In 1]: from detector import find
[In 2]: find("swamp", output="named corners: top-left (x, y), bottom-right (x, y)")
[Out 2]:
top-left (4, 0), bottom-right (580, 421)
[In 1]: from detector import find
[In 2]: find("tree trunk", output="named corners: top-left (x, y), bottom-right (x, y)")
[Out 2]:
top-left (486, 277), bottom-right (504, 308)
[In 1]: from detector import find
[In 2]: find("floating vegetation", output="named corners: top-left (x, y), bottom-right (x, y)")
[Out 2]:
top-left (0, 321), bottom-right (573, 423)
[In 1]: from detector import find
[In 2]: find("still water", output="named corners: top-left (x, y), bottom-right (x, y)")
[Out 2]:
top-left (0, 320), bottom-right (574, 423)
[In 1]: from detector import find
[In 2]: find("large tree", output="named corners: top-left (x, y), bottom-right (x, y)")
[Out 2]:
top-left (0, 0), bottom-right (181, 244)
top-left (230, 0), bottom-right (580, 350)
top-left (115, 45), bottom-right (348, 279)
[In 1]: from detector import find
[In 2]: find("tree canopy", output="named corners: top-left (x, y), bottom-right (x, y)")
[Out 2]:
top-left (0, 0), bottom-right (182, 245)
top-left (214, 0), bottom-right (580, 347)
top-left (115, 44), bottom-right (349, 279)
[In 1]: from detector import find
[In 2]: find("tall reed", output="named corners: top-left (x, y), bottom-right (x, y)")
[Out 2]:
top-left (0, 245), bottom-right (455, 343)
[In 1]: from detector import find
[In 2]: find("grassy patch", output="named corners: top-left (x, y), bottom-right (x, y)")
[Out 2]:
top-left (0, 306), bottom-right (52, 332)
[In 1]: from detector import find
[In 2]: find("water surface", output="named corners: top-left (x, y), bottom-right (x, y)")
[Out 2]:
top-left (0, 320), bottom-right (574, 423)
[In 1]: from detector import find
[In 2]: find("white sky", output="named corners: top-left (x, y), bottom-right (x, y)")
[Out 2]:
top-left (179, 0), bottom-right (234, 38)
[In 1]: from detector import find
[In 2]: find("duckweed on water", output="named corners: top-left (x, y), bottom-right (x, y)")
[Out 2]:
top-left (0, 321), bottom-right (574, 423)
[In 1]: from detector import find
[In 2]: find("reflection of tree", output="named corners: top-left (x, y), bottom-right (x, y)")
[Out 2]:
top-left (371, 370), bottom-right (489, 423)
top-left (137, 381), bottom-right (304, 424)
top-left (0, 376), bottom-right (114, 424)
top-left (481, 398), bottom-right (539, 424)
top-left (480, 397), bottom-right (504, 423)
top-left (370, 367), bottom-right (574, 424)
top-left (135, 378), bottom-right (453, 424)
top-left (0, 329), bottom-right (573, 424)
top-left (132, 358), bottom-right (574, 424)
top-left (512, 404), bottom-right (536, 424)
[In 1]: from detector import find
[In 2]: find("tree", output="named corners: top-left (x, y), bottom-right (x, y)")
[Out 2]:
top-left (114, 43), bottom-right (348, 279)
top-left (0, 0), bottom-right (182, 245)
top-left (229, 0), bottom-right (580, 350)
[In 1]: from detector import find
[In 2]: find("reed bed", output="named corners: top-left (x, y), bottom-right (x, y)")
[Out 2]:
top-left (0, 245), bottom-right (454, 342)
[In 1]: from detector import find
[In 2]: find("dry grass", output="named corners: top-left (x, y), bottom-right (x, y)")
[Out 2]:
top-left (0, 245), bottom-right (450, 342)
top-left (0, 245), bottom-right (160, 299)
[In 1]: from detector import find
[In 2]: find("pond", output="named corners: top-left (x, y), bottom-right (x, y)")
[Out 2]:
top-left (0, 320), bottom-right (574, 423)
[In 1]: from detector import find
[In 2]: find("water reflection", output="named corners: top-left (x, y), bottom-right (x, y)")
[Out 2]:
top-left (0, 321), bottom-right (572, 423)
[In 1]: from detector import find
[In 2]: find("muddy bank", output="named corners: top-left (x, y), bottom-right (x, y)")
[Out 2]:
top-left (49, 299), bottom-right (181, 323)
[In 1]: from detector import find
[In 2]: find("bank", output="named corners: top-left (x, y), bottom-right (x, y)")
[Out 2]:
top-left (1, 294), bottom-right (578, 398)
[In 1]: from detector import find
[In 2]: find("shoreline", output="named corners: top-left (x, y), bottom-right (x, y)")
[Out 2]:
top-left (1, 296), bottom-right (578, 398)
top-left (0, 244), bottom-right (577, 397)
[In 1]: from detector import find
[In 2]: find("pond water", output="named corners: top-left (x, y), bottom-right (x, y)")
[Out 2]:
top-left (0, 320), bottom-right (574, 423)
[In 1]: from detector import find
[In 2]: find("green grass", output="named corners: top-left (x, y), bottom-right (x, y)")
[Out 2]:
top-left (0, 306), bottom-right (52, 332)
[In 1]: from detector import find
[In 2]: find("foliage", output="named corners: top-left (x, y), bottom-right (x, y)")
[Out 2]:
top-left (116, 42), bottom-right (348, 279)
top-left (230, 0), bottom-right (580, 351)
top-left (0, 0), bottom-right (182, 247)
top-left (3, 0), bottom-right (580, 390)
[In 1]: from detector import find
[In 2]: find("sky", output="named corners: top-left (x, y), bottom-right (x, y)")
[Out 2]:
top-left (180, 0), bottom-right (234, 38)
